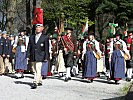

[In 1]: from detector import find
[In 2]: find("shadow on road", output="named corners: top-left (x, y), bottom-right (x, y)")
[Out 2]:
top-left (72, 78), bottom-right (119, 84)
top-left (125, 91), bottom-right (133, 100)
top-left (24, 75), bottom-right (34, 79)
top-left (5, 74), bottom-right (17, 79)
top-left (14, 81), bottom-right (33, 87)
top-left (47, 76), bottom-right (64, 81)
top-left (94, 79), bottom-right (116, 84)
top-left (72, 78), bottom-right (93, 83)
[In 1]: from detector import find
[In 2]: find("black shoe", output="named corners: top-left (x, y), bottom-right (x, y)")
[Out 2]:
top-left (31, 83), bottom-right (37, 89)
top-left (15, 76), bottom-right (19, 79)
top-left (126, 78), bottom-right (131, 82)
top-left (96, 73), bottom-right (100, 77)
top-left (115, 80), bottom-right (119, 85)
top-left (64, 77), bottom-right (71, 82)
top-left (58, 75), bottom-right (62, 79)
top-left (38, 83), bottom-right (42, 86)
top-left (58, 73), bottom-right (64, 78)
top-left (20, 74), bottom-right (24, 78)
top-left (107, 76), bottom-right (110, 81)
top-left (64, 77), bottom-right (69, 82)
top-left (90, 79), bottom-right (93, 83)
top-left (42, 76), bottom-right (47, 80)
top-left (71, 73), bottom-right (75, 77)
top-left (3, 73), bottom-right (8, 76)
top-left (68, 77), bottom-right (71, 80)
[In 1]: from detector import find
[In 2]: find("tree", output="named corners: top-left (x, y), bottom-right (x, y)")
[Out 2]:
top-left (89, 0), bottom-right (133, 41)
top-left (0, 0), bottom-right (8, 31)
top-left (6, 0), bottom-right (17, 34)
top-left (42, 0), bottom-right (91, 34)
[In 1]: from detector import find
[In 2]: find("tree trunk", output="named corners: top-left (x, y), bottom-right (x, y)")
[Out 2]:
top-left (26, 0), bottom-right (32, 34)
top-left (6, 0), bottom-right (16, 34)
top-left (95, 13), bottom-right (115, 41)
top-left (36, 0), bottom-right (42, 8)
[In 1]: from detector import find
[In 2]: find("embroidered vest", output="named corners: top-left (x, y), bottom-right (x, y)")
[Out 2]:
top-left (113, 40), bottom-right (123, 50)
top-left (86, 41), bottom-right (96, 51)
top-left (18, 36), bottom-right (26, 46)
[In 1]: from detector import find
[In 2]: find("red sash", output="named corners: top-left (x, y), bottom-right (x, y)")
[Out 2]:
top-left (62, 35), bottom-right (74, 52)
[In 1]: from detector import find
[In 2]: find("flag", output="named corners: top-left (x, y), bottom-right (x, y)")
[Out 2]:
top-left (82, 20), bottom-right (88, 37)
top-left (109, 23), bottom-right (118, 35)
top-left (32, 7), bottom-right (43, 25)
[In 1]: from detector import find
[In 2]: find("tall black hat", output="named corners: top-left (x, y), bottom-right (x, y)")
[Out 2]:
top-left (65, 25), bottom-right (73, 31)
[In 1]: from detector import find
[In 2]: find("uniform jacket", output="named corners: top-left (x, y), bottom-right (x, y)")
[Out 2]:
top-left (27, 33), bottom-right (49, 62)
top-left (0, 37), bottom-right (11, 56)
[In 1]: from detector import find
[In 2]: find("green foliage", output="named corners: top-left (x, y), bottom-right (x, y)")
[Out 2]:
top-left (42, 0), bottom-right (133, 38)
top-left (42, 0), bottom-right (91, 29)
top-left (96, 0), bottom-right (118, 14)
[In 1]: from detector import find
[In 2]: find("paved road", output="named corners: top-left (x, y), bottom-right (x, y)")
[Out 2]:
top-left (0, 74), bottom-right (131, 100)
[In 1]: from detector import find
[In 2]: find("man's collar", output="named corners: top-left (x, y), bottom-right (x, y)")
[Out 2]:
top-left (36, 32), bottom-right (42, 35)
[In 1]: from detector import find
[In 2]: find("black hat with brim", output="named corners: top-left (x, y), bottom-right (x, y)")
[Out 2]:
top-left (88, 31), bottom-right (95, 37)
top-left (115, 33), bottom-right (122, 39)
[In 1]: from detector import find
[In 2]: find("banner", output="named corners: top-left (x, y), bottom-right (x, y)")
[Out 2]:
top-left (32, 7), bottom-right (43, 25)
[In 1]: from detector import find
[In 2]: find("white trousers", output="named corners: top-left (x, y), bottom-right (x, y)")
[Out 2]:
top-left (127, 68), bottom-right (133, 78)
top-left (66, 67), bottom-right (71, 78)
top-left (32, 62), bottom-right (42, 84)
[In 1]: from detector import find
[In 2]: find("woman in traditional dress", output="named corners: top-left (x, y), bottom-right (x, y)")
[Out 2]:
top-left (13, 29), bottom-right (29, 78)
top-left (57, 33), bottom-right (66, 78)
top-left (82, 34), bottom-right (101, 82)
top-left (109, 32), bottom-right (130, 84)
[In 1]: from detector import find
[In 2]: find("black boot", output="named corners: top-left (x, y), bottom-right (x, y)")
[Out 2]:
top-left (38, 83), bottom-right (42, 86)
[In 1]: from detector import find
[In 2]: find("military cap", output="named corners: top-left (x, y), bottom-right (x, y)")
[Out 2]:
top-left (2, 31), bottom-right (7, 34)
top-left (36, 24), bottom-right (43, 27)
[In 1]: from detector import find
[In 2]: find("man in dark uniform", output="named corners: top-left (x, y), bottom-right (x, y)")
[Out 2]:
top-left (0, 31), bottom-right (12, 74)
top-left (27, 24), bottom-right (49, 89)
top-left (63, 27), bottom-right (77, 82)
